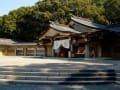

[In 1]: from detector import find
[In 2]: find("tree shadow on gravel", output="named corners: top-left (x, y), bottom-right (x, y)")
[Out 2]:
top-left (0, 60), bottom-right (118, 86)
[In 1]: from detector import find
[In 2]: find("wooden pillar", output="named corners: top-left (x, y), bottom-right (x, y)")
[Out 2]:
top-left (44, 45), bottom-right (47, 57)
top-left (14, 48), bottom-right (16, 56)
top-left (34, 48), bottom-right (37, 56)
top-left (6, 48), bottom-right (8, 56)
top-left (51, 38), bottom-right (54, 57)
top-left (68, 37), bottom-right (72, 58)
top-left (98, 44), bottom-right (102, 57)
top-left (24, 48), bottom-right (27, 56)
top-left (85, 43), bottom-right (89, 58)
top-left (52, 48), bottom-right (54, 57)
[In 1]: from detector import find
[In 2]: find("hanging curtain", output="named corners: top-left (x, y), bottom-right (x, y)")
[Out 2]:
top-left (61, 39), bottom-right (70, 49)
top-left (53, 39), bottom-right (70, 50)
top-left (53, 40), bottom-right (61, 50)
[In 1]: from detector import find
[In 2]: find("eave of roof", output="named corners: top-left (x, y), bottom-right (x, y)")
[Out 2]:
top-left (107, 24), bottom-right (120, 32)
top-left (10, 43), bottom-right (39, 46)
top-left (71, 16), bottom-right (106, 30)
top-left (0, 43), bottom-right (41, 46)
top-left (0, 38), bottom-right (41, 46)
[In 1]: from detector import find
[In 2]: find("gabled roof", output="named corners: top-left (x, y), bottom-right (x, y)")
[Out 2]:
top-left (50, 21), bottom-right (81, 33)
top-left (71, 16), bottom-right (106, 30)
top-left (39, 22), bottom-right (81, 40)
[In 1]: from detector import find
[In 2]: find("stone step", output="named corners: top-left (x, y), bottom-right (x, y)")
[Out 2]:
top-left (0, 71), bottom-right (117, 76)
top-left (0, 75), bottom-right (117, 81)
top-left (0, 66), bottom-right (116, 70)
top-left (0, 65), bottom-right (118, 85)
top-left (116, 81), bottom-right (120, 85)
top-left (0, 71), bottom-right (58, 76)
top-left (0, 66), bottom-right (88, 69)
top-left (0, 68), bottom-right (118, 73)
top-left (0, 70), bottom-right (118, 75)
top-left (0, 79), bottom-right (115, 85)
top-left (0, 64), bottom-right (89, 67)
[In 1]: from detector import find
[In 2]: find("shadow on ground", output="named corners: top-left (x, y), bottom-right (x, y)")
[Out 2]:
top-left (0, 59), bottom-right (117, 85)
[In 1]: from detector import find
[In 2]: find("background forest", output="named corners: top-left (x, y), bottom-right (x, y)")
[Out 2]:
top-left (0, 0), bottom-right (120, 41)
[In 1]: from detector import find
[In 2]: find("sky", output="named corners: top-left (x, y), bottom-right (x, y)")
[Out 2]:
top-left (0, 0), bottom-right (39, 16)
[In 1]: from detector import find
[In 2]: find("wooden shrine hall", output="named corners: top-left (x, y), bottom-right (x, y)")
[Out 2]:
top-left (39, 16), bottom-right (120, 58)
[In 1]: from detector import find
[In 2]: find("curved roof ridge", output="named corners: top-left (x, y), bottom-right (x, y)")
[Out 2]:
top-left (71, 15), bottom-right (107, 30)
top-left (50, 21), bottom-right (81, 33)
top-left (72, 15), bottom-right (93, 22)
top-left (50, 21), bottom-right (69, 27)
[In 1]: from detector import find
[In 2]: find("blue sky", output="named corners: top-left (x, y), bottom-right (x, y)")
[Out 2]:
top-left (0, 0), bottom-right (39, 16)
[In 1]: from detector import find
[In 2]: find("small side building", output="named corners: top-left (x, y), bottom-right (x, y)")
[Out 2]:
top-left (0, 38), bottom-right (45, 56)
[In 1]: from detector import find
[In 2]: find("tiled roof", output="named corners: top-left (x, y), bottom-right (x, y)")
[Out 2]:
top-left (50, 21), bottom-right (81, 34)
top-left (107, 24), bottom-right (120, 32)
top-left (0, 38), bottom-right (39, 46)
top-left (12, 43), bottom-right (38, 46)
top-left (71, 16), bottom-right (106, 30)
top-left (0, 38), bottom-right (16, 45)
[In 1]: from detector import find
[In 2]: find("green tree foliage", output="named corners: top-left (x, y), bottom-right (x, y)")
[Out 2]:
top-left (15, 10), bottom-right (51, 41)
top-left (0, 15), bottom-right (14, 38)
top-left (0, 0), bottom-right (119, 41)
top-left (0, 17), bottom-right (4, 37)
top-left (36, 0), bottom-right (106, 24)
top-left (104, 0), bottom-right (120, 24)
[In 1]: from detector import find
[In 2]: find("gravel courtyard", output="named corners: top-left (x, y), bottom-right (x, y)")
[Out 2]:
top-left (0, 56), bottom-right (119, 69)
top-left (0, 56), bottom-right (119, 90)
